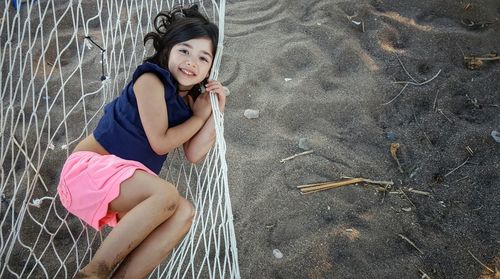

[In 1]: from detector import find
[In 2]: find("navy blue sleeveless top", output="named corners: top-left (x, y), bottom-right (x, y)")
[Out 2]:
top-left (93, 62), bottom-right (192, 174)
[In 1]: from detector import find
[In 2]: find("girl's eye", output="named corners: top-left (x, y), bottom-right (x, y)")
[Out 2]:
top-left (179, 49), bottom-right (188, 54)
top-left (200, 57), bottom-right (209, 63)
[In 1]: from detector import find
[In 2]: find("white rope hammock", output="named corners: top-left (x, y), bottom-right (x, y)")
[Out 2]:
top-left (0, 0), bottom-right (239, 278)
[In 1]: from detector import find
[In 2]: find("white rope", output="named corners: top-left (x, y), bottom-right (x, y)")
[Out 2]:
top-left (0, 0), bottom-right (239, 278)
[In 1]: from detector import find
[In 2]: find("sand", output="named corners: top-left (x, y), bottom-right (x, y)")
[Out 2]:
top-left (220, 0), bottom-right (499, 278)
top-left (1, 0), bottom-right (499, 278)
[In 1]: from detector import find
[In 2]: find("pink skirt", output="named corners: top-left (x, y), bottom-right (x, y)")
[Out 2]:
top-left (57, 151), bottom-right (157, 230)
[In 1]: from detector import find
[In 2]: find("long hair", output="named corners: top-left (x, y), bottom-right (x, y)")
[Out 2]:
top-left (144, 4), bottom-right (219, 99)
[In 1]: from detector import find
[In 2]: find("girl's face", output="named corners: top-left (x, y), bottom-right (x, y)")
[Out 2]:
top-left (168, 37), bottom-right (214, 91)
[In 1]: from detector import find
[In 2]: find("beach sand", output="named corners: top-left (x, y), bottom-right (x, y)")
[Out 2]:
top-left (1, 0), bottom-right (499, 278)
top-left (221, 0), bottom-right (499, 278)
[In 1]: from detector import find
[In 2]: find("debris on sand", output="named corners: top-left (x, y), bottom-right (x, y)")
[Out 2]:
top-left (390, 143), bottom-right (404, 173)
top-left (464, 52), bottom-right (500, 70)
top-left (297, 177), bottom-right (393, 194)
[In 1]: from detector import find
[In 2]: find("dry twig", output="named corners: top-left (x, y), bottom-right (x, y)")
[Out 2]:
top-left (464, 55), bottom-right (500, 61)
top-left (468, 250), bottom-right (494, 273)
top-left (382, 83), bottom-right (409, 106)
top-left (406, 188), bottom-right (431, 196)
top-left (432, 89), bottom-right (439, 111)
top-left (383, 56), bottom-right (442, 105)
top-left (419, 268), bottom-right (432, 279)
top-left (398, 234), bottom-right (424, 254)
top-left (400, 189), bottom-right (417, 208)
top-left (280, 150), bottom-right (314, 163)
top-left (392, 70), bottom-right (442, 86)
top-left (452, 176), bottom-right (469, 184)
top-left (444, 157), bottom-right (470, 177)
top-left (437, 109), bottom-right (453, 123)
top-left (297, 177), bottom-right (394, 194)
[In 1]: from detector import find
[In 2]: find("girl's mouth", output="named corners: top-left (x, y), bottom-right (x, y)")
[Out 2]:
top-left (180, 68), bottom-right (196, 77)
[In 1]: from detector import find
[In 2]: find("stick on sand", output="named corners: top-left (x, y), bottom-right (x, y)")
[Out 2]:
top-left (280, 150), bottom-right (314, 163)
top-left (297, 177), bottom-right (394, 194)
top-left (467, 250), bottom-right (494, 273)
top-left (398, 234), bottom-right (424, 254)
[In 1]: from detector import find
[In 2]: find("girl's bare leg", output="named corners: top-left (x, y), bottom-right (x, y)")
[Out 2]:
top-left (76, 170), bottom-right (180, 278)
top-left (111, 197), bottom-right (195, 278)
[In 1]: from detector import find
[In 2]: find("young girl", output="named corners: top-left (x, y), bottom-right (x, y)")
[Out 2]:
top-left (57, 4), bottom-right (225, 278)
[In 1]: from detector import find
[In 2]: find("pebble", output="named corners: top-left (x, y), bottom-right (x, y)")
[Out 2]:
top-left (272, 249), bottom-right (283, 259)
top-left (244, 109), bottom-right (259, 119)
top-left (386, 131), bottom-right (397, 141)
top-left (298, 138), bottom-right (312, 150)
top-left (222, 86), bottom-right (230, 96)
top-left (491, 130), bottom-right (500, 143)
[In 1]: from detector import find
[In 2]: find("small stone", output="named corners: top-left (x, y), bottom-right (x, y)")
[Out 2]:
top-left (244, 109), bottom-right (259, 119)
top-left (284, 78), bottom-right (292, 82)
top-left (491, 130), bottom-right (500, 143)
top-left (386, 131), bottom-right (396, 140)
top-left (272, 249), bottom-right (283, 259)
top-left (223, 86), bottom-right (230, 96)
top-left (298, 138), bottom-right (311, 150)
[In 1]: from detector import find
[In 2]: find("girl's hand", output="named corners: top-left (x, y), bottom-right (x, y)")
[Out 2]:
top-left (205, 80), bottom-right (226, 113)
top-left (190, 91), bottom-right (212, 120)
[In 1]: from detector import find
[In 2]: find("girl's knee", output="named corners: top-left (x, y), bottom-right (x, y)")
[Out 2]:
top-left (177, 198), bottom-right (196, 225)
top-left (154, 181), bottom-right (180, 216)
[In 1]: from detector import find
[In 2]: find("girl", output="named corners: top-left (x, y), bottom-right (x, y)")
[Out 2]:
top-left (57, 4), bottom-right (225, 278)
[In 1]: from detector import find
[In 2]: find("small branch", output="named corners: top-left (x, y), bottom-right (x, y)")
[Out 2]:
top-left (280, 150), bottom-right (314, 163)
top-left (464, 56), bottom-right (500, 61)
top-left (400, 189), bottom-right (417, 208)
top-left (298, 177), bottom-right (394, 194)
top-left (452, 176), bottom-right (469, 184)
top-left (437, 109), bottom-right (453, 123)
top-left (444, 157), bottom-right (470, 177)
top-left (398, 234), bottom-right (424, 254)
top-left (419, 268), bottom-right (432, 279)
top-left (298, 178), bottom-right (365, 193)
top-left (360, 178), bottom-right (394, 186)
top-left (392, 69), bottom-right (442, 86)
top-left (340, 176), bottom-right (394, 187)
top-left (467, 250), bottom-right (494, 273)
top-left (396, 55), bottom-right (418, 83)
top-left (383, 55), bottom-right (442, 106)
top-left (406, 188), bottom-right (431, 196)
top-left (432, 90), bottom-right (439, 111)
top-left (382, 83), bottom-right (409, 106)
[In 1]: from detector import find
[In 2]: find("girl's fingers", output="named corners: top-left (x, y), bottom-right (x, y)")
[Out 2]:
top-left (205, 81), bottom-right (226, 111)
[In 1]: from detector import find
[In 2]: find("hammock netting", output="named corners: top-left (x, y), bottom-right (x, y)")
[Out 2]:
top-left (0, 0), bottom-right (239, 278)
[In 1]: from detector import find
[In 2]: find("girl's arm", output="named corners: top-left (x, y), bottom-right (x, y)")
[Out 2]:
top-left (134, 73), bottom-right (212, 155)
top-left (183, 80), bottom-right (226, 163)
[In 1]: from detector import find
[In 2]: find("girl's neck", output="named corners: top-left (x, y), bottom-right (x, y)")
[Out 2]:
top-left (178, 86), bottom-right (192, 97)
